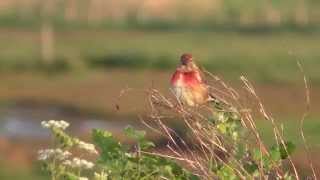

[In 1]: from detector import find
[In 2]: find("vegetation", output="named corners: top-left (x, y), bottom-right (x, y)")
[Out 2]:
top-left (38, 120), bottom-right (197, 179)
top-left (141, 75), bottom-right (309, 179)
top-left (37, 74), bottom-right (316, 179)
top-left (38, 117), bottom-right (297, 180)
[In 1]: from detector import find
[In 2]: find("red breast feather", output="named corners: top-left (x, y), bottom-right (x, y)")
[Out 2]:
top-left (171, 69), bottom-right (202, 87)
top-left (171, 69), bottom-right (208, 106)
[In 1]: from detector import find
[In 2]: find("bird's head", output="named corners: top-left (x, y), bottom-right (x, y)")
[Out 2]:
top-left (180, 53), bottom-right (193, 65)
top-left (179, 53), bottom-right (198, 71)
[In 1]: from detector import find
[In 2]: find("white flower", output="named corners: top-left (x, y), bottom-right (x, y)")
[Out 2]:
top-left (38, 148), bottom-right (71, 161)
top-left (57, 150), bottom-right (72, 160)
top-left (41, 120), bottom-right (70, 130)
top-left (82, 160), bottom-right (94, 169)
top-left (63, 157), bottom-right (94, 169)
top-left (38, 149), bottom-right (53, 160)
top-left (41, 121), bottom-right (50, 128)
top-left (94, 171), bottom-right (108, 180)
top-left (73, 157), bottom-right (81, 167)
top-left (59, 120), bottom-right (70, 129)
top-left (76, 140), bottom-right (98, 154)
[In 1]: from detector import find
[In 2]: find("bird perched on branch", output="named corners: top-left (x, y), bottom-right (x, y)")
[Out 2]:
top-left (170, 53), bottom-right (214, 107)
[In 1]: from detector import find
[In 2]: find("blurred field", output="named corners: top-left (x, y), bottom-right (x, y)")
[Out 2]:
top-left (1, 29), bottom-right (320, 84)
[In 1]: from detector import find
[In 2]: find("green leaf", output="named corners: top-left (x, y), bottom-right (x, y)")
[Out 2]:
top-left (279, 141), bottom-right (296, 159)
top-left (284, 172), bottom-right (294, 180)
top-left (124, 126), bottom-right (146, 141)
top-left (92, 129), bottom-right (123, 161)
top-left (59, 172), bottom-right (78, 180)
top-left (253, 148), bottom-right (263, 162)
top-left (244, 162), bottom-right (258, 174)
top-left (217, 165), bottom-right (238, 180)
top-left (270, 141), bottom-right (296, 160)
top-left (269, 147), bottom-right (281, 162)
top-left (124, 126), bottom-right (155, 150)
top-left (217, 123), bottom-right (227, 134)
top-left (52, 128), bottom-right (74, 148)
top-left (252, 148), bottom-right (275, 170)
top-left (140, 141), bottom-right (155, 150)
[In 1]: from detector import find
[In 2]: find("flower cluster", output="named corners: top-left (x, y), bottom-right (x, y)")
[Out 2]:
top-left (94, 171), bottom-right (108, 180)
top-left (38, 120), bottom-right (101, 180)
top-left (74, 139), bottom-right (98, 154)
top-left (63, 157), bottom-right (94, 169)
top-left (41, 120), bottom-right (70, 130)
top-left (38, 148), bottom-right (71, 161)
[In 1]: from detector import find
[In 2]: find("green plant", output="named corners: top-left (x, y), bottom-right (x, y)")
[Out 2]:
top-left (38, 120), bottom-right (97, 180)
top-left (38, 120), bottom-right (198, 180)
top-left (38, 73), bottom-right (316, 179)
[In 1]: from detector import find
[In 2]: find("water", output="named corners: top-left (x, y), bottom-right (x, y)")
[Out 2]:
top-left (0, 102), bottom-right (139, 140)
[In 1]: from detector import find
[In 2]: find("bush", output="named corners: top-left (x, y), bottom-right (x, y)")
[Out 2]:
top-left (38, 73), bottom-right (315, 179)
top-left (38, 120), bottom-right (197, 180)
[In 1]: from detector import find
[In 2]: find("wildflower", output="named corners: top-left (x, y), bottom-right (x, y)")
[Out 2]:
top-left (63, 157), bottom-right (94, 169)
top-left (94, 171), bottom-right (108, 180)
top-left (41, 120), bottom-right (70, 130)
top-left (38, 149), bottom-right (54, 161)
top-left (38, 148), bottom-right (71, 161)
top-left (75, 139), bottom-right (98, 154)
top-left (41, 121), bottom-right (51, 128)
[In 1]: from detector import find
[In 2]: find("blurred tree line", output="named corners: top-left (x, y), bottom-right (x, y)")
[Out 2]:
top-left (0, 0), bottom-right (319, 28)
top-left (0, 0), bottom-right (319, 64)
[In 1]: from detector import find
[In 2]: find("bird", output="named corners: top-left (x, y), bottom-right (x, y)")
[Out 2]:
top-left (170, 53), bottom-right (212, 107)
